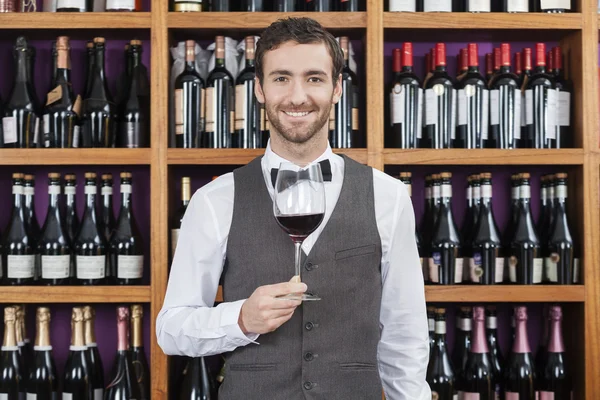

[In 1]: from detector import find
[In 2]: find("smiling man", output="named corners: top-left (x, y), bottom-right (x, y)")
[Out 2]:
top-left (157, 17), bottom-right (430, 400)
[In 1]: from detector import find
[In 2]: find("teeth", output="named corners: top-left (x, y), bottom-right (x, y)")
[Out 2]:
top-left (284, 111), bottom-right (309, 117)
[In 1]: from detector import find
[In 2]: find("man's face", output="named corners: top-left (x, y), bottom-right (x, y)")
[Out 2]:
top-left (255, 41), bottom-right (342, 145)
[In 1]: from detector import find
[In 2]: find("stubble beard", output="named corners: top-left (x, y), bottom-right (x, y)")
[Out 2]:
top-left (265, 101), bottom-right (332, 145)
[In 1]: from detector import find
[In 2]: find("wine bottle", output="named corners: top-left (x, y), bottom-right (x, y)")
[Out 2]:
top-left (56, 0), bottom-right (86, 11)
top-left (509, 173), bottom-right (542, 284)
top-left (389, 0), bottom-right (416, 11)
top-left (503, 0), bottom-right (528, 11)
top-left (485, 306), bottom-right (503, 397)
top-left (471, 173), bottom-right (503, 284)
top-left (84, 41), bottom-right (95, 103)
top-left (23, 175), bottom-right (41, 281)
top-left (105, 0), bottom-right (136, 11)
top-left (424, 0), bottom-right (451, 11)
top-left (339, 0), bottom-right (356, 10)
top-left (552, 47), bottom-right (572, 149)
top-left (174, 40), bottom-right (204, 149)
top-left (100, 174), bottom-right (116, 243)
top-left (13, 306), bottom-right (27, 388)
top-left (275, 0), bottom-right (294, 11)
top-left (235, 36), bottom-right (262, 149)
top-left (520, 48), bottom-right (532, 146)
top-left (426, 306), bottom-right (435, 350)
top-left (171, 177), bottom-right (191, 259)
top-left (422, 48), bottom-right (434, 90)
top-left (420, 175), bottom-right (433, 282)
top-left (451, 306), bottom-right (472, 379)
top-left (64, 173), bottom-right (79, 245)
top-left (457, 43), bottom-right (488, 149)
top-left (485, 53), bottom-right (494, 83)
top-left (525, 43), bottom-right (556, 149)
top-left (3, 173), bottom-right (36, 285)
top-left (43, 36), bottom-right (80, 149)
top-left (0, 307), bottom-right (24, 397)
top-left (74, 173), bottom-right (108, 285)
top-left (118, 40), bottom-right (150, 149)
top-left (83, 306), bottom-right (104, 399)
top-left (109, 172), bottom-right (144, 285)
top-left (489, 43), bottom-right (521, 150)
top-left (399, 172), bottom-right (425, 278)
top-left (540, 0), bottom-right (570, 12)
top-left (390, 43), bottom-right (422, 149)
top-left (461, 175), bottom-right (480, 283)
top-left (210, 0), bottom-right (228, 10)
top-left (535, 304), bottom-right (550, 375)
top-left (515, 51), bottom-right (523, 79)
top-left (82, 37), bottom-right (117, 148)
top-left (64, 307), bottom-right (93, 399)
top-left (538, 174), bottom-right (552, 249)
top-left (332, 36), bottom-right (360, 148)
top-left (131, 305), bottom-right (150, 399)
top-left (203, 36), bottom-right (234, 149)
top-left (504, 305), bottom-right (536, 399)
top-left (38, 173), bottom-right (72, 286)
top-left (20, 306), bottom-right (33, 375)
top-left (426, 308), bottom-right (456, 399)
top-left (179, 357), bottom-right (217, 400)
top-left (105, 307), bottom-right (141, 400)
top-left (503, 173), bottom-right (520, 257)
top-left (239, 0), bottom-right (263, 10)
top-left (456, 48), bottom-right (467, 80)
top-left (430, 172), bottom-right (462, 285)
top-left (459, 306), bottom-right (494, 399)
top-left (424, 43), bottom-right (456, 149)
top-left (27, 307), bottom-right (58, 399)
top-left (466, 0), bottom-right (490, 11)
top-left (3, 36), bottom-right (40, 149)
top-left (538, 305), bottom-right (572, 397)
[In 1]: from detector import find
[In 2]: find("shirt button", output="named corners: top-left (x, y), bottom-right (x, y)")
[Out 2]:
top-left (303, 382), bottom-right (313, 390)
top-left (305, 322), bottom-right (314, 331)
top-left (304, 352), bottom-right (314, 361)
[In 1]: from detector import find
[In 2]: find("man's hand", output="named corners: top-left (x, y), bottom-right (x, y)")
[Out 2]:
top-left (238, 281), bottom-right (306, 335)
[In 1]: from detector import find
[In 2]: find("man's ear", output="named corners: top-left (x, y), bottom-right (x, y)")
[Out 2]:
top-left (332, 73), bottom-right (343, 104)
top-left (255, 76), bottom-right (265, 104)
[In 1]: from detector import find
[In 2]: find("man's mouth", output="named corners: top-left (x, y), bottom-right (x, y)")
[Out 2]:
top-left (282, 110), bottom-right (312, 118)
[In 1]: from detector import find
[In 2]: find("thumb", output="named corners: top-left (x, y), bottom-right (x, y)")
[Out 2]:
top-left (289, 275), bottom-right (301, 284)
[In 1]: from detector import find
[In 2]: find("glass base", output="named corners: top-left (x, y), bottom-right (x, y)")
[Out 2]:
top-left (276, 293), bottom-right (321, 301)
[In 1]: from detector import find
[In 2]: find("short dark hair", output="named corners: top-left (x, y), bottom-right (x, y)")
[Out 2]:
top-left (256, 17), bottom-right (344, 87)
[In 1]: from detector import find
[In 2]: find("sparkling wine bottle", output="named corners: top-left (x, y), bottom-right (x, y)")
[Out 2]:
top-left (234, 36), bottom-right (262, 149)
top-left (504, 305), bottom-right (536, 399)
top-left (420, 175), bottom-right (434, 283)
top-left (426, 308), bottom-right (456, 400)
top-left (14, 305), bottom-right (28, 390)
top-left (19, 306), bottom-right (33, 374)
top-left (130, 305), bottom-right (150, 399)
top-left (427, 306), bottom-right (435, 350)
top-left (27, 307), bottom-right (59, 399)
top-left (0, 307), bottom-right (25, 397)
top-left (538, 174), bottom-right (552, 247)
top-left (540, 0), bottom-right (570, 12)
top-left (84, 41), bottom-right (95, 104)
top-left (461, 174), bottom-right (480, 283)
top-left (84, 306), bottom-right (104, 399)
top-left (64, 173), bottom-right (79, 246)
top-left (100, 174), bottom-right (117, 243)
top-left (63, 307), bottom-right (93, 399)
top-left (174, 40), bottom-right (204, 149)
top-left (171, 177), bottom-right (191, 260)
top-left (179, 357), bottom-right (217, 400)
top-left (503, 0), bottom-right (528, 11)
top-left (485, 306), bottom-right (503, 397)
top-left (452, 306), bottom-right (472, 379)
top-left (538, 305), bottom-right (572, 398)
top-left (399, 172), bottom-right (425, 278)
top-left (23, 175), bottom-right (40, 243)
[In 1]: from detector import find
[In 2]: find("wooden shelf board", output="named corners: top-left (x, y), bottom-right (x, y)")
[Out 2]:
top-left (0, 149), bottom-right (151, 165)
top-left (0, 12), bottom-right (152, 29)
top-left (167, 148), bottom-right (367, 165)
top-left (0, 286), bottom-right (151, 303)
top-left (384, 12), bottom-right (582, 30)
top-left (425, 285), bottom-right (585, 302)
top-left (168, 12), bottom-right (367, 29)
top-left (383, 149), bottom-right (585, 165)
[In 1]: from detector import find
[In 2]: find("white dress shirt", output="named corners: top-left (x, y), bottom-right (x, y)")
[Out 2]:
top-left (157, 142), bottom-right (431, 400)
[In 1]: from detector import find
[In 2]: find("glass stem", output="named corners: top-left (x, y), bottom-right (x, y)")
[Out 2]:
top-left (294, 241), bottom-right (302, 281)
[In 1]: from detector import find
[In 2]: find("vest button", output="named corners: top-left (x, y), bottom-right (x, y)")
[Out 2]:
top-left (303, 381), bottom-right (313, 390)
top-left (304, 352), bottom-right (314, 361)
top-left (305, 322), bottom-right (314, 331)
top-left (305, 262), bottom-right (313, 271)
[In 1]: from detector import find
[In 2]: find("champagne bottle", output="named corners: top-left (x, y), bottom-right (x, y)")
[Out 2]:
top-left (115, 44), bottom-right (131, 107)
top-left (0, 307), bottom-right (24, 397)
top-left (504, 306), bottom-right (536, 399)
top-left (234, 36), bottom-right (261, 149)
top-left (83, 306), bottom-right (104, 399)
top-left (503, 173), bottom-right (520, 255)
top-left (38, 173), bottom-right (72, 286)
top-left (331, 36), bottom-right (360, 149)
top-left (485, 306), bottom-right (503, 398)
top-left (461, 174), bottom-right (480, 283)
top-left (64, 173), bottom-right (79, 245)
top-left (84, 41), bottom-right (95, 103)
top-left (74, 173), bottom-right (108, 285)
top-left (171, 177), bottom-right (191, 260)
top-left (203, 36), bottom-right (234, 149)
top-left (3, 173), bottom-right (35, 285)
top-left (452, 307), bottom-right (472, 380)
top-left (538, 175), bottom-right (552, 246)
top-left (538, 305), bottom-right (572, 398)
top-left (105, 307), bottom-right (142, 400)
top-left (525, 43), bottom-right (556, 149)
top-left (20, 306), bottom-right (33, 374)
top-left (131, 305), bottom-right (150, 399)
top-left (14, 305), bottom-right (28, 390)
top-left (109, 172), bottom-right (144, 285)
top-left (399, 172), bottom-right (424, 278)
top-left (23, 174), bottom-right (40, 241)
top-left (535, 304), bottom-right (550, 375)
top-left (420, 175), bottom-right (433, 284)
top-left (179, 357), bottom-right (217, 400)
top-left (425, 308), bottom-right (456, 400)
top-left (426, 306), bottom-right (435, 350)
top-left (63, 307), bottom-right (93, 399)
top-left (2, 36), bottom-right (40, 149)
top-left (174, 40), bottom-right (204, 149)
top-left (27, 307), bottom-right (59, 399)
top-left (100, 174), bottom-right (116, 243)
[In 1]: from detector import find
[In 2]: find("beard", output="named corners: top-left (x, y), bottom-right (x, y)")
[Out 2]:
top-left (265, 100), bottom-right (332, 145)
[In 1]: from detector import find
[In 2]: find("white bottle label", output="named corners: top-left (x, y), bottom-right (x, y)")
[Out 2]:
top-left (514, 92), bottom-right (522, 138)
top-left (555, 184), bottom-right (567, 199)
top-left (7, 255), bottom-right (35, 279)
top-left (391, 85), bottom-right (405, 125)
top-left (481, 89), bottom-right (489, 140)
top-left (441, 184), bottom-right (452, 198)
top-left (450, 88), bottom-right (457, 138)
top-left (490, 89), bottom-right (500, 126)
top-left (56, 0), bottom-right (84, 8)
top-left (76, 256), bottom-right (106, 280)
top-left (469, 256), bottom-right (481, 283)
top-left (117, 255), bottom-right (144, 279)
top-left (73, 125), bottom-right (80, 148)
top-left (27, 394), bottom-right (37, 400)
top-left (486, 316), bottom-right (498, 329)
top-left (467, 0), bottom-right (490, 11)
top-left (558, 91), bottom-right (570, 127)
top-left (102, 187), bottom-right (113, 196)
top-left (509, 257), bottom-right (517, 283)
top-left (573, 258), bottom-right (580, 283)
top-left (424, 0), bottom-right (452, 11)
top-left (41, 255), bottom-right (70, 279)
top-left (520, 185), bottom-right (531, 199)
top-left (525, 89), bottom-right (534, 125)
top-left (540, 0), bottom-right (571, 10)
top-left (62, 394), bottom-right (73, 400)
top-left (389, 0), bottom-right (416, 11)
top-left (171, 229), bottom-right (180, 256)
top-left (85, 186), bottom-right (97, 195)
top-left (94, 389), bottom-right (103, 400)
top-left (121, 184), bottom-right (132, 194)
top-left (495, 258), bottom-right (505, 283)
top-left (425, 88), bottom-right (438, 126)
top-left (2, 116), bottom-right (17, 144)
top-left (454, 257), bottom-right (463, 283)
top-left (429, 255), bottom-right (440, 283)
top-left (64, 186), bottom-right (76, 195)
top-left (416, 88), bottom-right (423, 136)
top-left (12, 185), bottom-right (23, 195)
top-left (481, 184), bottom-right (492, 198)
top-left (458, 89), bottom-right (467, 126)
top-left (106, 0), bottom-right (134, 9)
top-left (507, 0), bottom-right (528, 12)
top-left (0, 395), bottom-right (9, 400)
top-left (546, 89), bottom-right (558, 139)
top-left (533, 258), bottom-right (543, 283)
top-left (545, 255), bottom-right (559, 283)
top-left (520, 91), bottom-right (527, 127)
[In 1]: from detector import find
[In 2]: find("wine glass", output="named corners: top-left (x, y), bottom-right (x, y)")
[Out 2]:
top-left (273, 162), bottom-right (326, 301)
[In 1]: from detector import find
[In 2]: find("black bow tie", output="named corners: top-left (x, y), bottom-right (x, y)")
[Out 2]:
top-left (271, 159), bottom-right (332, 187)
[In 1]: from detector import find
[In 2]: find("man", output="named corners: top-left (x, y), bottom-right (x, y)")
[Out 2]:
top-left (157, 17), bottom-right (429, 399)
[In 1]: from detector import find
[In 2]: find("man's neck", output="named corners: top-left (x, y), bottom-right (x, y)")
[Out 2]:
top-left (269, 132), bottom-right (329, 166)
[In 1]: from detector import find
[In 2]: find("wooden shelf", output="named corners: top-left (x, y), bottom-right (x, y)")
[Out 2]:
top-left (0, 286), bottom-right (151, 303)
top-left (425, 285), bottom-right (585, 302)
top-left (0, 149), bottom-right (151, 165)
top-left (383, 149), bottom-right (585, 165)
top-left (168, 12), bottom-right (367, 29)
top-left (167, 148), bottom-right (368, 165)
top-left (0, 12), bottom-right (152, 29)
top-left (384, 12), bottom-right (582, 30)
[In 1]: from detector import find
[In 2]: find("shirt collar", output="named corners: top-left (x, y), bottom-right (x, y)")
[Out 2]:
top-left (263, 139), bottom-right (334, 172)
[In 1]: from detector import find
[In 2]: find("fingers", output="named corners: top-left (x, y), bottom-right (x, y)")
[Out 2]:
top-left (264, 281), bottom-right (307, 297)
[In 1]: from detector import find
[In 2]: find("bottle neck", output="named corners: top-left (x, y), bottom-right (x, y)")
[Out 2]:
top-left (65, 185), bottom-right (76, 207)
top-left (132, 315), bottom-right (143, 348)
top-left (15, 50), bottom-right (29, 84)
top-left (120, 187), bottom-right (133, 212)
top-left (3, 320), bottom-right (17, 348)
top-left (84, 317), bottom-right (96, 346)
top-left (471, 317), bottom-right (489, 354)
top-left (434, 319), bottom-right (447, 343)
top-left (457, 315), bottom-right (472, 332)
top-left (513, 318), bottom-right (531, 353)
top-left (117, 315), bottom-right (129, 352)
top-left (102, 183), bottom-right (113, 209)
top-left (440, 183), bottom-right (452, 206)
top-left (72, 320), bottom-right (85, 348)
top-left (48, 185), bottom-right (61, 210)
top-left (547, 317), bottom-right (565, 353)
top-left (12, 184), bottom-right (23, 210)
top-left (480, 184), bottom-right (492, 207)
top-left (216, 56), bottom-right (226, 69)
top-left (35, 319), bottom-right (52, 348)
top-left (84, 186), bottom-right (97, 213)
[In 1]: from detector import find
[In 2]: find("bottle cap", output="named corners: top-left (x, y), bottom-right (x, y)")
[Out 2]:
top-left (72, 307), bottom-right (84, 323)
top-left (130, 39), bottom-right (142, 46)
top-left (460, 306), bottom-right (471, 313)
top-left (535, 43), bottom-right (546, 67)
top-left (65, 174), bottom-right (76, 181)
top-left (480, 172), bottom-right (492, 179)
top-left (83, 305), bottom-right (95, 321)
top-left (24, 174), bottom-right (34, 181)
top-left (399, 172), bottom-right (411, 178)
top-left (553, 47), bottom-right (562, 70)
top-left (84, 172), bottom-right (97, 179)
top-left (4, 307), bottom-right (16, 322)
top-left (485, 53), bottom-right (493, 74)
top-left (549, 305), bottom-right (562, 320)
top-left (93, 37), bottom-right (105, 44)
top-left (467, 43), bottom-right (478, 67)
top-left (493, 47), bottom-right (501, 70)
top-left (514, 51), bottom-right (522, 74)
top-left (523, 48), bottom-right (532, 70)
top-left (182, 177), bottom-right (191, 184)
top-left (501, 43), bottom-right (511, 67)
top-left (392, 48), bottom-right (402, 72)
top-left (435, 308), bottom-right (446, 314)
top-left (435, 43), bottom-right (446, 67)
top-left (521, 172), bottom-right (531, 179)
top-left (86, 41), bottom-right (94, 49)
top-left (48, 172), bottom-right (61, 179)
top-left (402, 42), bottom-right (413, 68)
top-left (440, 172), bottom-right (452, 179)
top-left (102, 173), bottom-right (113, 180)
top-left (36, 307), bottom-right (51, 323)
top-left (12, 173), bottom-right (24, 179)
top-left (131, 305), bottom-right (143, 319)
top-left (555, 172), bottom-right (567, 179)
top-left (120, 172), bottom-right (132, 179)
top-left (458, 48), bottom-right (467, 71)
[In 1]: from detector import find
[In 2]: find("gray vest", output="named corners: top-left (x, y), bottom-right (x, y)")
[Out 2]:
top-left (220, 155), bottom-right (383, 400)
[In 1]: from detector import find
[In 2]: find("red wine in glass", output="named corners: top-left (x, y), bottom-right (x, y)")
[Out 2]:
top-left (275, 213), bottom-right (324, 243)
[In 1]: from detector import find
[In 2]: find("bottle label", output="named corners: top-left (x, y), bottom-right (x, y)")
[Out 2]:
top-left (481, 184), bottom-right (492, 198)
top-left (433, 185), bottom-right (440, 199)
top-left (117, 255), bottom-right (144, 279)
top-left (41, 255), bottom-right (70, 279)
top-left (514, 91), bottom-right (522, 138)
top-left (24, 186), bottom-right (34, 196)
top-left (93, 389), bottom-right (103, 400)
top-left (175, 88), bottom-right (184, 135)
top-left (533, 257), bottom-right (543, 283)
top-left (0, 393), bottom-right (8, 400)
top-left (454, 257), bottom-right (463, 283)
top-left (73, 125), bottom-right (80, 148)
top-left (555, 184), bottom-right (567, 199)
top-left (49, 186), bottom-right (61, 195)
top-left (457, 89), bottom-right (467, 126)
top-left (424, 0), bottom-right (452, 12)
top-left (76, 256), bottom-right (106, 280)
top-left (434, 320), bottom-right (446, 334)
top-left (417, 88), bottom-right (423, 135)
top-left (467, 0), bottom-right (489, 11)
top-left (441, 184), bottom-right (452, 198)
top-left (509, 256), bottom-right (517, 283)
top-left (85, 186), bottom-right (97, 195)
top-left (106, 0), bottom-right (134, 9)
top-left (458, 317), bottom-right (472, 331)
top-left (520, 185), bottom-right (531, 199)
top-left (539, 392), bottom-right (554, 400)
top-left (43, 114), bottom-right (50, 136)
top-left (429, 253), bottom-right (441, 283)
top-left (425, 88), bottom-right (438, 126)
top-left (546, 89), bottom-right (558, 139)
top-left (504, 392), bottom-right (519, 400)
top-left (121, 184), bottom-right (132, 194)
top-left (495, 257), bottom-right (505, 283)
top-left (56, 0), bottom-right (84, 8)
top-left (486, 316), bottom-right (497, 329)
top-left (470, 254), bottom-right (483, 283)
top-left (2, 116), bottom-right (17, 144)
top-left (171, 229), bottom-right (180, 256)
top-left (466, 186), bottom-right (472, 201)
top-left (558, 91), bottom-right (570, 127)
top-left (7, 255), bottom-right (35, 279)
top-left (62, 393), bottom-right (73, 400)
top-left (481, 89), bottom-right (489, 140)
top-left (235, 84), bottom-right (248, 131)
top-left (545, 255), bottom-right (559, 283)
top-left (520, 91), bottom-right (527, 127)
top-left (102, 187), bottom-right (113, 196)
top-left (540, 0), bottom-right (570, 10)
top-left (13, 185), bottom-right (23, 195)
top-left (389, 0), bottom-right (416, 11)
top-left (508, 0), bottom-right (528, 11)
top-left (46, 86), bottom-right (63, 106)
top-left (458, 393), bottom-right (480, 400)
top-left (451, 88), bottom-right (457, 138)
top-left (428, 318), bottom-right (434, 332)
top-left (525, 89), bottom-right (533, 125)
top-left (490, 89), bottom-right (500, 126)
top-left (573, 258), bottom-right (580, 283)
top-left (205, 87), bottom-right (215, 133)
top-left (472, 185), bottom-right (481, 200)
top-left (64, 186), bottom-right (76, 195)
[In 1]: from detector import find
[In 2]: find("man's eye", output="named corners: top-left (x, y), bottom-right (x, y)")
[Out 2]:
top-left (274, 77), bottom-right (288, 82)
top-left (309, 77), bottom-right (323, 83)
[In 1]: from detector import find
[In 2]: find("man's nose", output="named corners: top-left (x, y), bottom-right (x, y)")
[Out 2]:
top-left (287, 80), bottom-right (309, 105)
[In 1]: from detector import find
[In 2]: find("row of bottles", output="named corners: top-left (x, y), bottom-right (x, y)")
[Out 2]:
top-left (1, 171), bottom-right (145, 286)
top-left (427, 304), bottom-right (571, 399)
top-left (388, 42), bottom-right (572, 149)
top-left (389, 0), bottom-right (572, 12)
top-left (172, 0), bottom-right (358, 12)
top-left (0, 304), bottom-right (149, 399)
top-left (173, 35), bottom-right (361, 149)
top-left (0, 36), bottom-right (150, 148)
top-left (0, 0), bottom-right (143, 12)
top-left (398, 171), bottom-right (579, 285)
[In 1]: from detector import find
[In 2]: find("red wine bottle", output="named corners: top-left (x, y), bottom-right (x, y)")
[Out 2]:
top-left (131, 305), bottom-right (150, 399)
top-left (75, 173), bottom-right (108, 285)
top-left (172, 177), bottom-right (191, 261)
top-left (430, 172), bottom-right (462, 285)
top-left (424, 43), bottom-right (456, 149)
top-left (515, 51), bottom-right (523, 79)
top-left (458, 306), bottom-right (494, 399)
top-left (485, 306), bottom-right (503, 397)
top-left (339, 0), bottom-right (356, 10)
top-left (538, 305), bottom-right (572, 398)
top-left (552, 47), bottom-right (572, 148)
top-left (64, 307), bottom-right (94, 399)
top-left (456, 48), bottom-right (467, 79)
top-left (520, 48), bottom-right (532, 146)
top-left (179, 357), bottom-right (217, 399)
top-left (451, 307), bottom-right (472, 379)
top-left (3, 173), bottom-right (35, 285)
top-left (84, 306), bottom-right (104, 399)
top-left (27, 307), bottom-right (59, 399)
top-left (504, 305), bottom-right (536, 399)
top-left (64, 173), bottom-right (79, 246)
top-left (0, 307), bottom-right (25, 397)
top-left (100, 174), bottom-right (116, 243)
top-left (331, 36), bottom-right (360, 148)
top-left (457, 43), bottom-right (488, 149)
top-left (485, 53), bottom-right (494, 83)
top-left (174, 40), bottom-right (204, 149)
top-left (235, 36), bottom-right (262, 149)
top-left (525, 43), bottom-right (556, 149)
top-left (109, 172), bottom-right (144, 285)
top-left (509, 173), bottom-right (542, 284)
top-left (426, 308), bottom-right (456, 399)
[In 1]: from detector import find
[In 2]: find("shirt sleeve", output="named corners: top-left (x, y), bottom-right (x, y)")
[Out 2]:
top-left (376, 178), bottom-right (431, 399)
top-left (156, 181), bottom-right (259, 357)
